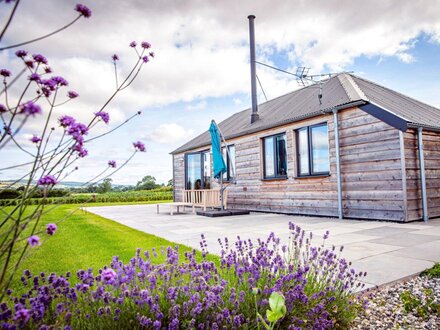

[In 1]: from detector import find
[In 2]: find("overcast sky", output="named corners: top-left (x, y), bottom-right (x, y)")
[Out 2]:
top-left (1, 0), bottom-right (440, 185)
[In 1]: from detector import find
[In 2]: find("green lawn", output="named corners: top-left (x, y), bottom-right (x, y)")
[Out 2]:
top-left (2, 202), bottom-right (214, 291)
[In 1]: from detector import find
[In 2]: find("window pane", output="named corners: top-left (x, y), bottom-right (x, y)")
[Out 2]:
top-left (276, 135), bottom-right (287, 176)
top-left (186, 153), bottom-right (202, 190)
top-left (229, 145), bottom-right (236, 179)
top-left (203, 151), bottom-right (211, 189)
top-left (264, 137), bottom-right (275, 177)
top-left (222, 147), bottom-right (227, 180)
top-left (298, 129), bottom-right (309, 175)
top-left (311, 125), bottom-right (330, 173)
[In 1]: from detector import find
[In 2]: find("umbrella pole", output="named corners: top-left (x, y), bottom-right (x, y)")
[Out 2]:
top-left (220, 174), bottom-right (224, 211)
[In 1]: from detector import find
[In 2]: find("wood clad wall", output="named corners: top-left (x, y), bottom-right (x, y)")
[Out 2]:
top-left (338, 108), bottom-right (404, 221)
top-left (404, 130), bottom-right (440, 220)
top-left (173, 154), bottom-right (185, 202)
top-left (173, 106), bottom-right (406, 221)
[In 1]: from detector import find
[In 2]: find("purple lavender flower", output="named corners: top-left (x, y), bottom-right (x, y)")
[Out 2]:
top-left (14, 308), bottom-right (30, 323)
top-left (108, 160), bottom-right (116, 168)
top-left (46, 223), bottom-right (57, 236)
top-left (142, 56), bottom-right (149, 63)
top-left (133, 141), bottom-right (146, 152)
top-left (15, 49), bottom-right (28, 58)
top-left (95, 111), bottom-right (110, 124)
top-left (0, 104), bottom-right (7, 113)
top-left (130, 41), bottom-right (137, 47)
top-left (141, 41), bottom-right (151, 49)
top-left (27, 235), bottom-right (41, 247)
top-left (20, 101), bottom-right (42, 116)
top-left (112, 54), bottom-right (119, 61)
top-left (67, 91), bottom-right (79, 99)
top-left (75, 4), bottom-right (92, 18)
top-left (30, 135), bottom-right (41, 144)
top-left (101, 268), bottom-right (116, 284)
top-left (323, 230), bottom-right (330, 240)
top-left (0, 69), bottom-right (11, 77)
top-left (33, 54), bottom-right (48, 64)
top-left (38, 175), bottom-right (58, 186)
top-left (59, 115), bottom-right (76, 128)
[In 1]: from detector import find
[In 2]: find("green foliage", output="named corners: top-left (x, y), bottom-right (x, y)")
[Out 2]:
top-left (135, 175), bottom-right (159, 190)
top-left (256, 291), bottom-right (287, 329)
top-left (0, 188), bottom-right (173, 206)
top-left (420, 262), bottom-right (440, 279)
top-left (400, 288), bottom-right (440, 318)
top-left (97, 178), bottom-right (112, 193)
top-left (0, 189), bottom-right (20, 199)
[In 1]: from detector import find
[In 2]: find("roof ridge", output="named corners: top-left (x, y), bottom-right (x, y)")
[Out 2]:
top-left (337, 73), bottom-right (368, 102)
top-left (350, 74), bottom-right (440, 112)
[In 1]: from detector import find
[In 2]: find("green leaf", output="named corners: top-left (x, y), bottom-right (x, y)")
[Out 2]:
top-left (268, 292), bottom-right (286, 314)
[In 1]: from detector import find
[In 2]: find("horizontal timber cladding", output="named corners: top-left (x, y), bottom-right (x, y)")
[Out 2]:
top-left (173, 154), bottom-right (185, 202)
top-left (172, 106), bottom-right (407, 221)
top-left (404, 129), bottom-right (440, 221)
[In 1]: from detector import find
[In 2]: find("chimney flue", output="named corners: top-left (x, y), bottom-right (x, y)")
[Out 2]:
top-left (248, 15), bottom-right (259, 124)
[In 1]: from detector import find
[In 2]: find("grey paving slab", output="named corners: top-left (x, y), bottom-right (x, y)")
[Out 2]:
top-left (387, 240), bottom-right (440, 262)
top-left (84, 204), bottom-right (440, 289)
top-left (352, 254), bottom-right (434, 286)
top-left (368, 233), bottom-right (440, 247)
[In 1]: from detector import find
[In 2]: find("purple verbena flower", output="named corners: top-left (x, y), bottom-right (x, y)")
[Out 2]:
top-left (133, 141), bottom-right (146, 152)
top-left (68, 122), bottom-right (88, 136)
top-left (27, 235), bottom-right (41, 247)
top-left (149, 51), bottom-right (155, 58)
top-left (30, 135), bottom-right (41, 144)
top-left (51, 76), bottom-right (68, 86)
top-left (15, 49), bottom-right (27, 58)
top-left (112, 54), bottom-right (119, 61)
top-left (44, 66), bottom-right (52, 74)
top-left (129, 41), bottom-right (137, 47)
top-left (73, 143), bottom-right (88, 157)
top-left (59, 115), bottom-right (76, 128)
top-left (0, 69), bottom-right (11, 77)
top-left (38, 175), bottom-right (58, 186)
top-left (67, 91), bottom-right (79, 99)
top-left (142, 56), bottom-right (149, 63)
top-left (29, 73), bottom-right (41, 82)
top-left (108, 160), bottom-right (116, 168)
top-left (46, 223), bottom-right (57, 236)
top-left (25, 60), bottom-right (34, 68)
top-left (33, 54), bottom-right (48, 64)
top-left (141, 41), bottom-right (151, 49)
top-left (20, 101), bottom-right (42, 116)
top-left (0, 104), bottom-right (7, 113)
top-left (94, 111), bottom-right (109, 124)
top-left (75, 4), bottom-right (92, 18)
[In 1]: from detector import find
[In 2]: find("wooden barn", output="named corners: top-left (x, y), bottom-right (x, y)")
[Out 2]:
top-left (171, 73), bottom-right (440, 222)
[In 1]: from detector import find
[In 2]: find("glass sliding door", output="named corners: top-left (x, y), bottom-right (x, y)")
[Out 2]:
top-left (186, 153), bottom-right (202, 190)
top-left (203, 151), bottom-right (211, 189)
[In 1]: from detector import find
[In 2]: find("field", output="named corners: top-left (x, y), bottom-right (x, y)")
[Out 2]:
top-left (1, 201), bottom-right (212, 291)
top-left (0, 188), bottom-right (173, 206)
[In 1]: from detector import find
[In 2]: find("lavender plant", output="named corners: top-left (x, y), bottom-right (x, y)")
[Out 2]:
top-left (0, 2), bottom-right (152, 296)
top-left (0, 223), bottom-right (367, 329)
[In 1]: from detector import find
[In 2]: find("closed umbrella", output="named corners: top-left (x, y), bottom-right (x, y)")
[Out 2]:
top-left (209, 120), bottom-right (227, 210)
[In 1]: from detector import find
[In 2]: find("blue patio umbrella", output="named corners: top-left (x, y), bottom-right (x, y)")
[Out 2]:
top-left (209, 120), bottom-right (227, 179)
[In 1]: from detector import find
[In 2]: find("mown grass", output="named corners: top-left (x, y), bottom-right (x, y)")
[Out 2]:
top-left (1, 202), bottom-right (215, 291)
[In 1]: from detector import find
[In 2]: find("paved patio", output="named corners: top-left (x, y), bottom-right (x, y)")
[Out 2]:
top-left (85, 204), bottom-right (440, 290)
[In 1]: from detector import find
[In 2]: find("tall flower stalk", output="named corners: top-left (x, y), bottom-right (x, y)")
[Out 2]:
top-left (0, 2), bottom-right (152, 296)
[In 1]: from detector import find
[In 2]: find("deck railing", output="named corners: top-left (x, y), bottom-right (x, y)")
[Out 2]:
top-left (182, 189), bottom-right (228, 210)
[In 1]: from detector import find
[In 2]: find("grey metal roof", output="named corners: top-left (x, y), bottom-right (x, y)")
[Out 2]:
top-left (171, 73), bottom-right (440, 154)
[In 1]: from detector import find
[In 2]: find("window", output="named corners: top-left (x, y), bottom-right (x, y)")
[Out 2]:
top-left (296, 123), bottom-right (330, 176)
top-left (185, 151), bottom-right (211, 189)
top-left (263, 133), bottom-right (287, 179)
top-left (222, 145), bottom-right (236, 181)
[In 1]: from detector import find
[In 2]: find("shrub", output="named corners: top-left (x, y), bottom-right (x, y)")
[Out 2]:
top-left (0, 223), bottom-right (367, 329)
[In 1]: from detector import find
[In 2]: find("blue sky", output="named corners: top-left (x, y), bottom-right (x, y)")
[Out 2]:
top-left (1, 1), bottom-right (440, 185)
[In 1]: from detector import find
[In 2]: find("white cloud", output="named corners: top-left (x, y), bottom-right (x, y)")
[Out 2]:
top-left (185, 100), bottom-right (207, 111)
top-left (144, 123), bottom-right (195, 144)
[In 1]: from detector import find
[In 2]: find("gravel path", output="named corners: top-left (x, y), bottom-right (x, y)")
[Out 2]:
top-left (352, 276), bottom-right (440, 329)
